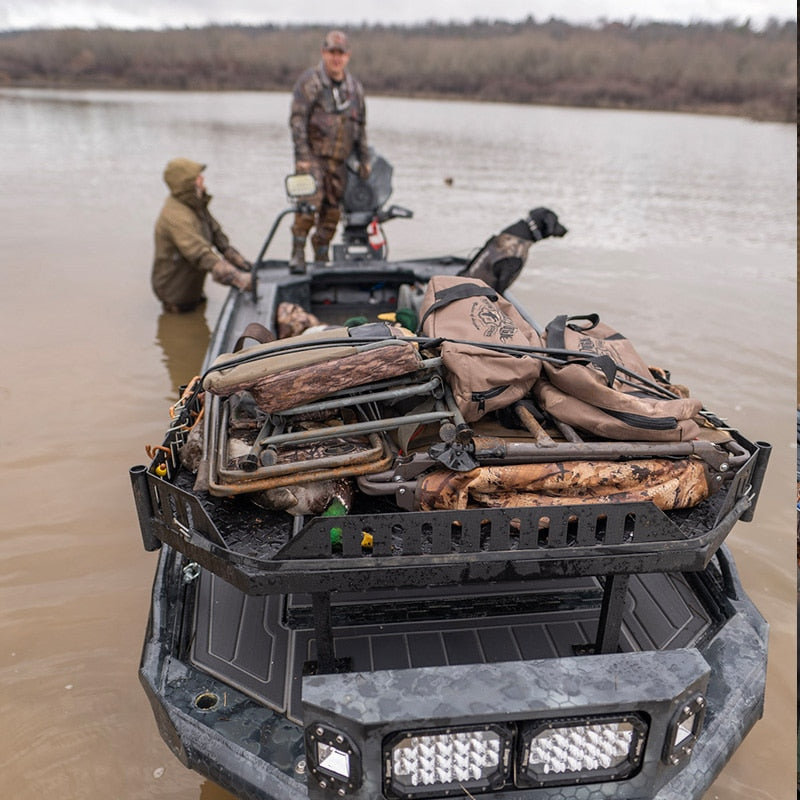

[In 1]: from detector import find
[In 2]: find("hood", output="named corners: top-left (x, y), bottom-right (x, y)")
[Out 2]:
top-left (163, 158), bottom-right (205, 198)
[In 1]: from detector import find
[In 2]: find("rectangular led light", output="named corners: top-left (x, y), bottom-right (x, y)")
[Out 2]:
top-left (384, 724), bottom-right (512, 798)
top-left (517, 714), bottom-right (648, 788)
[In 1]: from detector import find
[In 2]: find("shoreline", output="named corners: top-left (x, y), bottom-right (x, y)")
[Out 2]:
top-left (1, 80), bottom-right (792, 124)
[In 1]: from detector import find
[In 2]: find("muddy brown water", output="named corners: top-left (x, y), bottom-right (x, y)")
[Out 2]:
top-left (0, 89), bottom-right (795, 800)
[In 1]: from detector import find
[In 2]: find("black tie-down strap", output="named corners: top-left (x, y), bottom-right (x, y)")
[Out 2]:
top-left (416, 284), bottom-right (498, 334)
top-left (545, 314), bottom-right (617, 386)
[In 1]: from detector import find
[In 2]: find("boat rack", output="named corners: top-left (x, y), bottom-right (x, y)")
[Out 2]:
top-left (130, 386), bottom-right (770, 666)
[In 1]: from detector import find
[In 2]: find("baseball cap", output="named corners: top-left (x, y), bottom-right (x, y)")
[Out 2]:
top-left (323, 30), bottom-right (350, 52)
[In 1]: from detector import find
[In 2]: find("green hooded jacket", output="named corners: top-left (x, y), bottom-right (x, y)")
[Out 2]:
top-left (151, 158), bottom-right (232, 307)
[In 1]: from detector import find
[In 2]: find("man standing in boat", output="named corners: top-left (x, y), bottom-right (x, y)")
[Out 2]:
top-left (152, 158), bottom-right (253, 313)
top-left (288, 29), bottom-right (370, 273)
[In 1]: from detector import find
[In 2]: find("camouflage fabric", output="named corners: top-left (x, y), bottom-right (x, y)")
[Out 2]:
top-left (289, 62), bottom-right (368, 247)
top-left (276, 301), bottom-right (323, 339)
top-left (254, 477), bottom-right (353, 517)
top-left (291, 157), bottom-right (349, 249)
top-left (151, 158), bottom-right (233, 309)
top-left (417, 458), bottom-right (711, 512)
top-left (290, 62), bottom-right (368, 166)
top-left (460, 208), bottom-right (567, 292)
top-left (461, 231), bottom-right (533, 294)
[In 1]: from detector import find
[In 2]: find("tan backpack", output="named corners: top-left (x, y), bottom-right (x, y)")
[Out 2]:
top-left (535, 314), bottom-right (702, 441)
top-left (417, 276), bottom-right (543, 423)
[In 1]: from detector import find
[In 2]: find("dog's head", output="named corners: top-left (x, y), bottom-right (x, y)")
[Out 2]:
top-left (527, 207), bottom-right (568, 239)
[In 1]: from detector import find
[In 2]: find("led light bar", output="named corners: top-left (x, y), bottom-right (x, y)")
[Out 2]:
top-left (516, 714), bottom-right (648, 788)
top-left (383, 723), bottom-right (512, 799)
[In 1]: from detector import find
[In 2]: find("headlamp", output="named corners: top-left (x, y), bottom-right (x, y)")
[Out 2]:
top-left (516, 714), bottom-right (648, 788)
top-left (383, 723), bottom-right (512, 799)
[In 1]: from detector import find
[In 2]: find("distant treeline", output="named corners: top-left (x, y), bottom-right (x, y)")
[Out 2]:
top-left (0, 19), bottom-right (795, 121)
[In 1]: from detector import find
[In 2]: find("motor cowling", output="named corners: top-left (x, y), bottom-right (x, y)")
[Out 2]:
top-left (336, 149), bottom-right (403, 261)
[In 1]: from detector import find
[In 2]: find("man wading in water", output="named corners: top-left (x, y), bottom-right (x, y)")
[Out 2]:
top-left (152, 158), bottom-right (253, 312)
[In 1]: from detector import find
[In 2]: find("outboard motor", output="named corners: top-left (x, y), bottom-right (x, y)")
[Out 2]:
top-left (333, 149), bottom-right (412, 261)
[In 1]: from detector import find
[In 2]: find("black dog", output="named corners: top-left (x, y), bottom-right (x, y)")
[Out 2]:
top-left (504, 207), bottom-right (568, 242)
top-left (460, 207), bottom-right (567, 293)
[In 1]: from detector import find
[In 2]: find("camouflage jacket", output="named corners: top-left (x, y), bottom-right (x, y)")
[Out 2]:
top-left (289, 62), bottom-right (368, 166)
top-left (152, 159), bottom-right (231, 306)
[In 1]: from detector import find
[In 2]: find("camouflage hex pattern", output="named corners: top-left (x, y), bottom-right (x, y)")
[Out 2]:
top-left (302, 650), bottom-right (711, 800)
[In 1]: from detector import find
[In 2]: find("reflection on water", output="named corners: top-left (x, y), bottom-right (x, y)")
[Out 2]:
top-left (0, 88), bottom-right (794, 800)
top-left (155, 309), bottom-right (212, 399)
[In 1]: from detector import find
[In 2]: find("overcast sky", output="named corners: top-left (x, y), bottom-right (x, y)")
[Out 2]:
top-left (0, 0), bottom-right (794, 32)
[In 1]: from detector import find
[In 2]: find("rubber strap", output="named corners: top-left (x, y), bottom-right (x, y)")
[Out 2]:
top-left (545, 314), bottom-right (600, 349)
top-left (234, 322), bottom-right (275, 352)
top-left (417, 284), bottom-right (498, 333)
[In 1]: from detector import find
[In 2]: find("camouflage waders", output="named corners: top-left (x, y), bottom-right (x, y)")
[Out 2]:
top-left (289, 61), bottom-right (368, 272)
top-left (290, 157), bottom-right (348, 269)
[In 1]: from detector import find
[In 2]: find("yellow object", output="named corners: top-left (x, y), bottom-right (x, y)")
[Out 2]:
top-left (361, 532), bottom-right (373, 548)
top-left (155, 463), bottom-right (168, 477)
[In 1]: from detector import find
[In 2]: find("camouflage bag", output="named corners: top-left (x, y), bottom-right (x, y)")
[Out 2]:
top-left (417, 458), bottom-right (711, 511)
top-left (534, 314), bottom-right (702, 442)
top-left (417, 276), bottom-right (543, 423)
top-left (204, 324), bottom-right (422, 414)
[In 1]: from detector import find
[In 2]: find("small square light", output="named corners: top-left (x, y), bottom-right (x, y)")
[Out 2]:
top-left (305, 723), bottom-right (361, 793)
top-left (663, 694), bottom-right (706, 765)
top-left (317, 741), bottom-right (351, 779)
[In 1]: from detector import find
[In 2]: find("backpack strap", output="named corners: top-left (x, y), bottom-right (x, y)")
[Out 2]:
top-left (544, 314), bottom-right (600, 348)
top-left (417, 284), bottom-right (498, 334)
top-left (234, 322), bottom-right (275, 352)
top-left (546, 314), bottom-right (617, 386)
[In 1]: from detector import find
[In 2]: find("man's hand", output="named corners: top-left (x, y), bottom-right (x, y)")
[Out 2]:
top-left (358, 161), bottom-right (372, 180)
top-left (212, 259), bottom-right (253, 292)
top-left (223, 247), bottom-right (253, 272)
top-left (295, 161), bottom-right (312, 174)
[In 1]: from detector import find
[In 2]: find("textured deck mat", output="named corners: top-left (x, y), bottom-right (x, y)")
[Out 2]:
top-left (191, 572), bottom-right (712, 724)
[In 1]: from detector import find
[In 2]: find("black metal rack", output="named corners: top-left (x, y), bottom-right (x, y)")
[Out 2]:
top-left (131, 438), bottom-right (768, 667)
top-left (131, 359), bottom-right (770, 670)
top-left (132, 464), bottom-right (760, 596)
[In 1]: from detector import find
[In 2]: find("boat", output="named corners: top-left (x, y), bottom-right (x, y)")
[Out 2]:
top-left (130, 155), bottom-right (772, 800)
